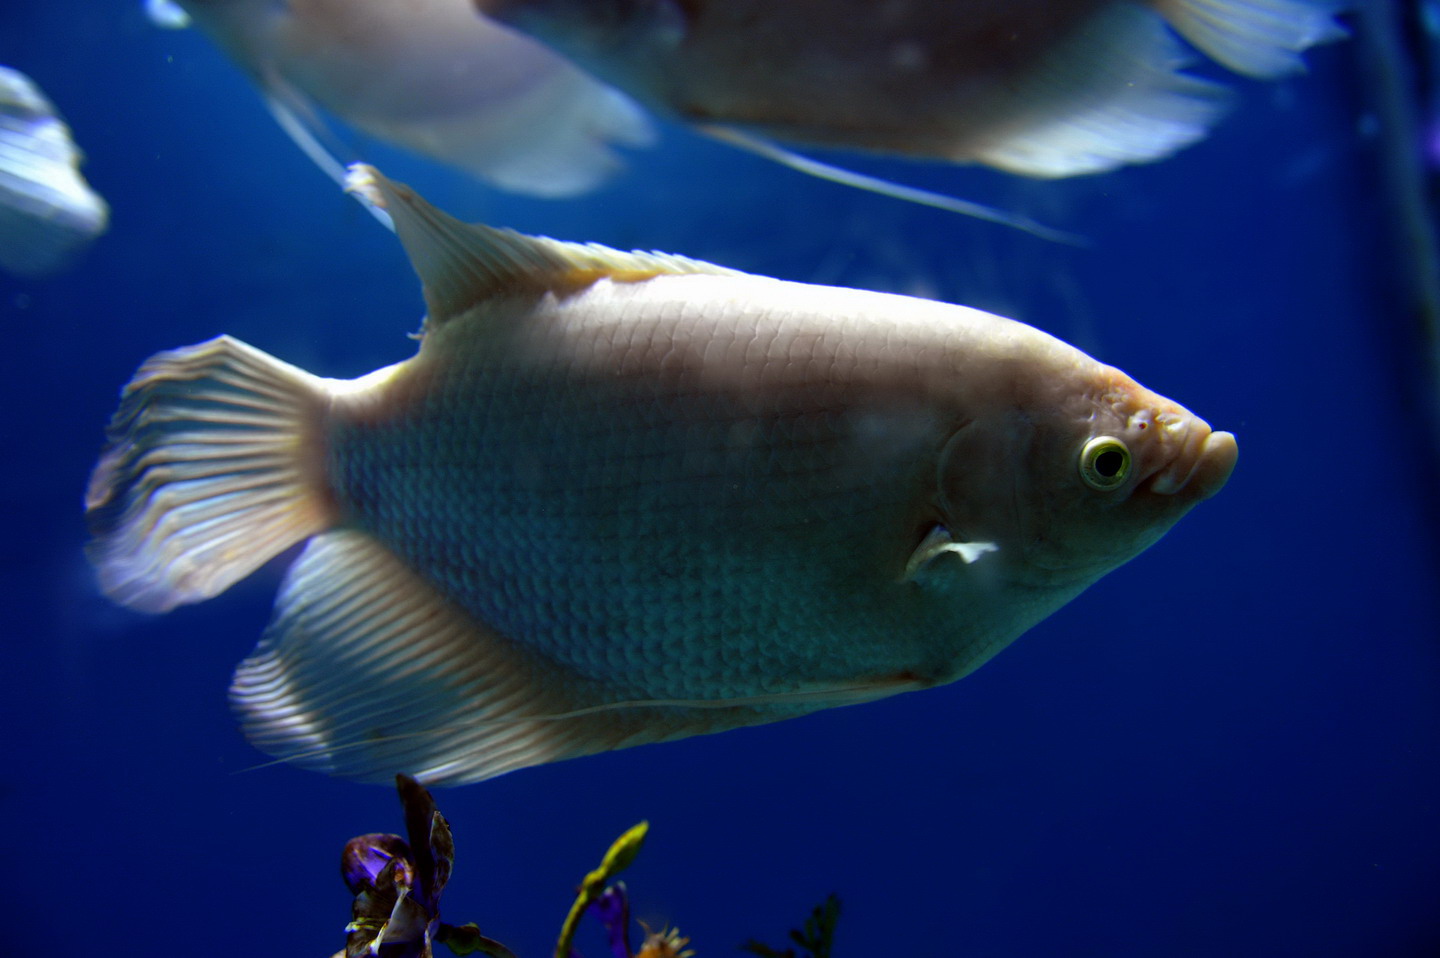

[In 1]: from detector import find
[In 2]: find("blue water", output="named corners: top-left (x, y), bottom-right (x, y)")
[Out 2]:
top-left (4, 4), bottom-right (1438, 957)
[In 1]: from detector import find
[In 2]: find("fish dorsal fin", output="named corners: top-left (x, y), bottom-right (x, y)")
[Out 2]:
top-left (344, 163), bottom-right (739, 325)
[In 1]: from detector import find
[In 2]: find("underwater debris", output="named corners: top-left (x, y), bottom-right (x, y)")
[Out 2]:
top-left (739, 895), bottom-right (840, 958)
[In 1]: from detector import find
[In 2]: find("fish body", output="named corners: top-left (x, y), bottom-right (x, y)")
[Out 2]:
top-left (165, 0), bottom-right (653, 196)
top-left (86, 167), bottom-right (1236, 785)
top-left (476, 0), bottom-right (1345, 177)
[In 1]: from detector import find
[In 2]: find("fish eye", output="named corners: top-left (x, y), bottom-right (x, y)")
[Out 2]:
top-left (1078, 436), bottom-right (1131, 491)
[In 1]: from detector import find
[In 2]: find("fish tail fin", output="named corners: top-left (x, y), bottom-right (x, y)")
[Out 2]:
top-left (85, 335), bottom-right (340, 613)
top-left (1156, 0), bottom-right (1348, 78)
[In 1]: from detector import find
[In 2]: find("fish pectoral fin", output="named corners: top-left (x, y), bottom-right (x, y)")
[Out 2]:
top-left (343, 164), bottom-right (741, 328)
top-left (902, 525), bottom-right (999, 581)
top-left (700, 126), bottom-right (1083, 245)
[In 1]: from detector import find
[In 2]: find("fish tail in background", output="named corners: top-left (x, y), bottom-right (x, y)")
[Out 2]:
top-left (84, 335), bottom-right (340, 613)
top-left (1155, 0), bottom-right (1349, 77)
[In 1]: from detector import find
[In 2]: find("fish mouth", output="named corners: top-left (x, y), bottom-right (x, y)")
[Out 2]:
top-left (1146, 425), bottom-right (1238, 500)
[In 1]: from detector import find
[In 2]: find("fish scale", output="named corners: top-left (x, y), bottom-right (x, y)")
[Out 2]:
top-left (328, 294), bottom-right (941, 702)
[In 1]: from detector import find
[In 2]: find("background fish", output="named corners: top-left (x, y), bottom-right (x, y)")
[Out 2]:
top-left (474, 0), bottom-right (1346, 178)
top-left (155, 0), bottom-right (654, 197)
top-left (0, 66), bottom-right (108, 276)
top-left (85, 165), bottom-right (1236, 786)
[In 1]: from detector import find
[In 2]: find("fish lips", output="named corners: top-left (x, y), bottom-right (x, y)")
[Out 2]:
top-left (1146, 426), bottom-right (1238, 501)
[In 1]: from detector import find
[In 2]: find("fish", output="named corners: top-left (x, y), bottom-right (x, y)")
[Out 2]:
top-left (84, 164), bottom-right (1237, 786)
top-left (473, 0), bottom-right (1346, 178)
top-left (0, 66), bottom-right (109, 277)
top-left (150, 0), bottom-right (654, 198)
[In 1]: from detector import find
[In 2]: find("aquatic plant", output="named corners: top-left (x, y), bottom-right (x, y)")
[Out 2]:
top-left (739, 896), bottom-right (841, 958)
top-left (334, 775), bottom-right (836, 958)
top-left (334, 774), bottom-right (514, 958)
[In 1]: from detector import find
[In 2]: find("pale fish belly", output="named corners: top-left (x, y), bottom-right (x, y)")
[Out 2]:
top-left (327, 289), bottom-right (960, 705)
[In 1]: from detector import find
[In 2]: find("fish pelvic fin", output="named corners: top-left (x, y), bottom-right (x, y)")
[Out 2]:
top-left (1155, 0), bottom-right (1348, 78)
top-left (343, 163), bottom-right (740, 326)
top-left (85, 335), bottom-right (339, 613)
top-left (247, 71), bottom-right (396, 232)
top-left (699, 126), bottom-right (1085, 245)
top-left (231, 529), bottom-right (922, 786)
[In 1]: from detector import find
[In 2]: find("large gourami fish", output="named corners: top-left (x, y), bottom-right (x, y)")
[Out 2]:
top-left (473, 0), bottom-right (1345, 178)
top-left (85, 165), bottom-right (1237, 786)
top-left (151, 0), bottom-right (653, 197)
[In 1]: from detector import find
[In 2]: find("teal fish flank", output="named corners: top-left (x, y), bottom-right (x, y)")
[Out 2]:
top-left (84, 165), bottom-right (1236, 785)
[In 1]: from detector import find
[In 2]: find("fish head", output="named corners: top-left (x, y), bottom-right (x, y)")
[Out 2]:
top-left (926, 352), bottom-right (1237, 594)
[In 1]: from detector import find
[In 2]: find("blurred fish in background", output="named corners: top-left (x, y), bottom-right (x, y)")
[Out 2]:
top-left (144, 0), bottom-right (654, 198)
top-left (0, 66), bottom-right (108, 277)
top-left (474, 0), bottom-right (1347, 178)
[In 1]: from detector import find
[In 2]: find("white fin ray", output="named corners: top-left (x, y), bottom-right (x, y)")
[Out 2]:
top-left (345, 163), bottom-right (739, 325)
top-left (0, 66), bottom-right (109, 276)
top-left (85, 336), bottom-right (336, 613)
top-left (1157, 0), bottom-right (1349, 78)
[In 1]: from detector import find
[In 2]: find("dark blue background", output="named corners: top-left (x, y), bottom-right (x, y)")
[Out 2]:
top-left (3, 4), bottom-right (1437, 957)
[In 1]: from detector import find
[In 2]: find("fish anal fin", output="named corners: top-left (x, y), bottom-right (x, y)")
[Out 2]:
top-left (230, 530), bottom-right (922, 785)
top-left (232, 529), bottom-right (732, 785)
top-left (343, 164), bottom-right (739, 326)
